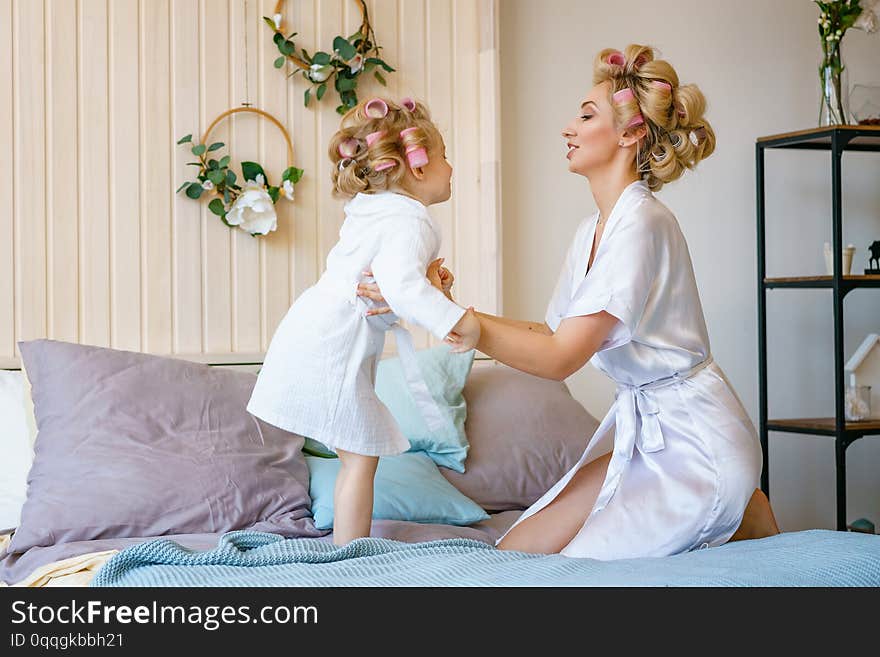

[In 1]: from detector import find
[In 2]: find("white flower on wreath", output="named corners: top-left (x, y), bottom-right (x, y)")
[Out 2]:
top-left (272, 13), bottom-right (283, 30)
top-left (348, 53), bottom-right (364, 74)
top-left (282, 179), bottom-right (295, 201)
top-left (226, 174), bottom-right (277, 235)
top-left (308, 64), bottom-right (334, 83)
top-left (854, 0), bottom-right (879, 33)
top-left (201, 180), bottom-right (214, 190)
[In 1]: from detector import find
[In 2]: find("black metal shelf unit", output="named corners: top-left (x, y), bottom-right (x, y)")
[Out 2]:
top-left (756, 125), bottom-right (880, 531)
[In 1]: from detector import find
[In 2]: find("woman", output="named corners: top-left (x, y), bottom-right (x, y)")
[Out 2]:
top-left (358, 44), bottom-right (779, 559)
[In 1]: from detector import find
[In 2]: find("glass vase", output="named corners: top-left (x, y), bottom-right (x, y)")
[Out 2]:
top-left (818, 55), bottom-right (850, 126)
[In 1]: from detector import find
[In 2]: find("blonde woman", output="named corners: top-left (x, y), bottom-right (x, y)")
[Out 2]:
top-left (358, 44), bottom-right (779, 559)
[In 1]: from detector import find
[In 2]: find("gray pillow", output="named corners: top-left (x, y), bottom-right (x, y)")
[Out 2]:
top-left (442, 364), bottom-right (600, 511)
top-left (8, 339), bottom-right (324, 555)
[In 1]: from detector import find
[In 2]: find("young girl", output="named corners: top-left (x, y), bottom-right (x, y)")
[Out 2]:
top-left (247, 97), bottom-right (481, 546)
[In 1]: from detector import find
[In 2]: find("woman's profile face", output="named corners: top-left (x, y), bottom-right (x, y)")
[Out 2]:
top-left (561, 80), bottom-right (621, 177)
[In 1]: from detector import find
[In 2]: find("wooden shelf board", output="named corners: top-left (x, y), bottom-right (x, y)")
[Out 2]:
top-left (757, 125), bottom-right (880, 147)
top-left (769, 418), bottom-right (880, 433)
top-left (765, 275), bottom-right (880, 283)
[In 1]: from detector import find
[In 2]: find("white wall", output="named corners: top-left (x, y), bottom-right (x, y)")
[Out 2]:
top-left (500, 0), bottom-right (880, 531)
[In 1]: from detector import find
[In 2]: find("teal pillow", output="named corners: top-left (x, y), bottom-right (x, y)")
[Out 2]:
top-left (376, 344), bottom-right (474, 472)
top-left (305, 452), bottom-right (489, 530)
top-left (303, 345), bottom-right (475, 472)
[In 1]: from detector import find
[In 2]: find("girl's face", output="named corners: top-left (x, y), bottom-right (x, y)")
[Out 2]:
top-left (416, 137), bottom-right (453, 205)
top-left (561, 80), bottom-right (626, 177)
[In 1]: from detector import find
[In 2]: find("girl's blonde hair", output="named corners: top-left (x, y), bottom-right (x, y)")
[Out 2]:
top-left (593, 44), bottom-right (715, 191)
top-left (329, 97), bottom-right (443, 198)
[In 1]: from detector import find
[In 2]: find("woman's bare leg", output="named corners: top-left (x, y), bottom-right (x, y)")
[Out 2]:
top-left (728, 488), bottom-right (780, 541)
top-left (497, 452), bottom-right (612, 554)
top-left (333, 449), bottom-right (379, 546)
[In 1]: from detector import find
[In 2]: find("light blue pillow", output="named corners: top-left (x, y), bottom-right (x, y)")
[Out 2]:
top-left (303, 345), bottom-right (475, 472)
top-left (305, 452), bottom-right (489, 530)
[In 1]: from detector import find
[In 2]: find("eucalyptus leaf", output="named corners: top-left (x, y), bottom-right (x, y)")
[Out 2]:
top-left (186, 182), bottom-right (203, 199)
top-left (316, 83), bottom-right (327, 100)
top-left (186, 162), bottom-right (203, 167)
top-left (241, 161), bottom-right (266, 184)
top-left (177, 134), bottom-right (193, 145)
top-left (274, 56), bottom-right (285, 69)
top-left (273, 32), bottom-right (284, 46)
top-left (312, 51), bottom-right (331, 65)
top-left (191, 144), bottom-right (206, 156)
top-left (263, 16), bottom-right (277, 30)
top-left (208, 198), bottom-right (226, 216)
top-left (374, 71), bottom-right (386, 86)
top-left (176, 181), bottom-right (189, 193)
top-left (207, 159), bottom-right (218, 169)
top-left (304, 88), bottom-right (311, 107)
top-left (267, 186), bottom-right (280, 203)
top-left (335, 75), bottom-right (356, 92)
top-left (226, 170), bottom-right (237, 185)
top-left (219, 155), bottom-right (231, 168)
top-left (223, 189), bottom-right (231, 204)
top-left (333, 36), bottom-right (356, 61)
top-left (208, 169), bottom-right (225, 185)
top-left (282, 167), bottom-right (304, 184)
top-left (280, 40), bottom-right (295, 56)
top-left (208, 142), bottom-right (224, 152)
top-left (302, 48), bottom-right (311, 62)
top-left (336, 104), bottom-right (346, 115)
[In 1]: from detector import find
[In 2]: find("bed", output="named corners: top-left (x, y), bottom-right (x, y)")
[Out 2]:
top-left (2, 339), bottom-right (879, 588)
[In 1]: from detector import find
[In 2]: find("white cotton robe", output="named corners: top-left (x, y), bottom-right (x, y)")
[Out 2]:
top-left (497, 180), bottom-right (762, 560)
top-left (247, 192), bottom-right (465, 457)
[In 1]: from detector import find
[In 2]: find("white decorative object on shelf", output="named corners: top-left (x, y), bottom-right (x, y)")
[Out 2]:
top-left (845, 333), bottom-right (880, 419)
top-left (824, 242), bottom-right (856, 275)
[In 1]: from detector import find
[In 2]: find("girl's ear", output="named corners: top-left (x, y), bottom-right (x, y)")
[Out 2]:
top-left (410, 165), bottom-right (427, 180)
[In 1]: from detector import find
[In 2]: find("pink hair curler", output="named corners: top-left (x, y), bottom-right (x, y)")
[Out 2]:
top-left (626, 114), bottom-right (645, 128)
top-left (364, 98), bottom-right (389, 119)
top-left (365, 130), bottom-right (386, 148)
top-left (606, 50), bottom-right (626, 67)
top-left (399, 97), bottom-right (416, 112)
top-left (399, 127), bottom-right (429, 168)
top-left (373, 160), bottom-right (397, 172)
top-left (652, 80), bottom-right (672, 93)
top-left (338, 138), bottom-right (360, 158)
top-left (612, 87), bottom-right (635, 104)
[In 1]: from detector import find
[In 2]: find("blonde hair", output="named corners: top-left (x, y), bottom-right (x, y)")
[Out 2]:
top-left (328, 97), bottom-right (443, 198)
top-left (593, 44), bottom-right (715, 191)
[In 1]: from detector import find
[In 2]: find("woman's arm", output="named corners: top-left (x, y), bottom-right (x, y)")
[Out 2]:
top-left (472, 311), bottom-right (553, 336)
top-left (450, 311), bottom-right (618, 381)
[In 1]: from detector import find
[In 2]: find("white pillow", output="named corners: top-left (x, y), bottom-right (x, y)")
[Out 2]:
top-left (0, 370), bottom-right (36, 532)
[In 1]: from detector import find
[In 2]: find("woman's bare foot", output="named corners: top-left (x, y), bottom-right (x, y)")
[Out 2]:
top-left (729, 488), bottom-right (780, 542)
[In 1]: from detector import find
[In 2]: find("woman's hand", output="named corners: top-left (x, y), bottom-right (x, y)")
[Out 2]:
top-left (357, 257), bottom-right (451, 316)
top-left (445, 306), bottom-right (480, 353)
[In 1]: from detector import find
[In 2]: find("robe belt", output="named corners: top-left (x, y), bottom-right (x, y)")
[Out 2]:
top-left (591, 355), bottom-right (715, 515)
top-left (314, 274), bottom-right (450, 435)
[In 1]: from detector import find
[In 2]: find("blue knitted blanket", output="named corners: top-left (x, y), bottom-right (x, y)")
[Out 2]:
top-left (91, 529), bottom-right (880, 587)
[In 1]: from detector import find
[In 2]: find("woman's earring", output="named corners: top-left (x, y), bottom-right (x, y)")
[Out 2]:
top-left (619, 140), bottom-right (625, 146)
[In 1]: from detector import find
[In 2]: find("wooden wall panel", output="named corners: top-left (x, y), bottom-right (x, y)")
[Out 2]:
top-left (0, 0), bottom-right (501, 367)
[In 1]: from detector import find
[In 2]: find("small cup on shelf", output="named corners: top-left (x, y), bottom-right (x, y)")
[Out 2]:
top-left (824, 242), bottom-right (856, 275)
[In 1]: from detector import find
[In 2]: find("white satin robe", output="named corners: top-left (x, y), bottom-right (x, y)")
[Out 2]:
top-left (247, 192), bottom-right (465, 457)
top-left (497, 180), bottom-right (762, 560)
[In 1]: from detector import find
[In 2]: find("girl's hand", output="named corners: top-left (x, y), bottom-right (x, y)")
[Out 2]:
top-left (356, 271), bottom-right (392, 316)
top-left (445, 306), bottom-right (480, 353)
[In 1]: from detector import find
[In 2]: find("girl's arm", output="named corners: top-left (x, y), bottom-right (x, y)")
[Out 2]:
top-left (448, 311), bottom-right (618, 381)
